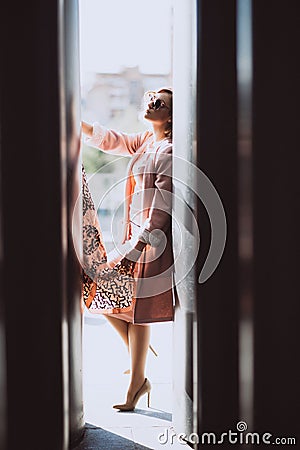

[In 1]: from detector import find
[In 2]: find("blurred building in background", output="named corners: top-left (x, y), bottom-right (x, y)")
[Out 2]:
top-left (81, 65), bottom-right (172, 130)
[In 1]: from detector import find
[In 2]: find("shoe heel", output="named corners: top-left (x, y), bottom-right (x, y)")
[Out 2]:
top-left (147, 391), bottom-right (151, 408)
top-left (149, 344), bottom-right (158, 357)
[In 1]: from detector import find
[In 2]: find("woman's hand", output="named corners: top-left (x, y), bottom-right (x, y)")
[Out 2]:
top-left (120, 240), bottom-right (147, 270)
top-left (81, 121), bottom-right (93, 137)
top-left (120, 256), bottom-right (136, 271)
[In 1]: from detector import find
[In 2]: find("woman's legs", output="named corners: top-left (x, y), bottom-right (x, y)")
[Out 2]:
top-left (105, 315), bottom-right (129, 350)
top-left (105, 315), bottom-right (150, 402)
top-left (127, 323), bottom-right (150, 399)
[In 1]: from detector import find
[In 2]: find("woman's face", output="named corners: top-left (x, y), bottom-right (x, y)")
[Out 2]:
top-left (143, 91), bottom-right (172, 126)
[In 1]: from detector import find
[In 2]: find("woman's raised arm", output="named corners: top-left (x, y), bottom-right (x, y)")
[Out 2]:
top-left (81, 121), bottom-right (152, 157)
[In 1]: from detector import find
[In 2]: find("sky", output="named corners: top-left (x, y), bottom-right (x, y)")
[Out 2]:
top-left (79, 0), bottom-right (173, 74)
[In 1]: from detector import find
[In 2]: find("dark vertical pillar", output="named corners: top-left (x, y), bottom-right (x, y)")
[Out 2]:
top-left (236, 0), bottom-right (254, 430)
top-left (0, 0), bottom-right (84, 448)
top-left (252, 1), bottom-right (300, 441)
top-left (60, 0), bottom-right (85, 446)
top-left (0, 0), bottom-right (69, 446)
top-left (196, 0), bottom-right (239, 438)
top-left (0, 171), bottom-right (7, 450)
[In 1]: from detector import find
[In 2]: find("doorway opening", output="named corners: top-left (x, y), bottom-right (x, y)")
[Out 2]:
top-left (78, 1), bottom-right (189, 448)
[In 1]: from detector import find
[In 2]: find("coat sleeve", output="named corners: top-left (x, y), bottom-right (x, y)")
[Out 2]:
top-left (138, 145), bottom-right (173, 247)
top-left (85, 122), bottom-right (152, 156)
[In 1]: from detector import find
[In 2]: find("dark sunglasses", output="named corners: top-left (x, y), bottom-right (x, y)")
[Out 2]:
top-left (145, 93), bottom-right (170, 111)
top-left (152, 97), bottom-right (169, 110)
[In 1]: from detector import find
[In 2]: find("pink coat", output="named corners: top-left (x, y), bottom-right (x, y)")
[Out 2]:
top-left (87, 123), bottom-right (176, 323)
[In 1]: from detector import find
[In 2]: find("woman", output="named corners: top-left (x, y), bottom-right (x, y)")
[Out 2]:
top-left (82, 88), bottom-right (175, 411)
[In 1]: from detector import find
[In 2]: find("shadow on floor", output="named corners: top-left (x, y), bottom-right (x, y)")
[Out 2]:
top-left (114, 408), bottom-right (172, 422)
top-left (73, 423), bottom-right (153, 450)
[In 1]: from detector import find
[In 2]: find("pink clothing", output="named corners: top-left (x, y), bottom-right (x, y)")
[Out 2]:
top-left (86, 123), bottom-right (175, 324)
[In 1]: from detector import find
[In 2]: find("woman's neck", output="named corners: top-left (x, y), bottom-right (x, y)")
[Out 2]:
top-left (151, 124), bottom-right (167, 142)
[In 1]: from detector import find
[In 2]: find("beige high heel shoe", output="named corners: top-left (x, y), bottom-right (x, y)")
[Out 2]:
top-left (113, 378), bottom-right (151, 411)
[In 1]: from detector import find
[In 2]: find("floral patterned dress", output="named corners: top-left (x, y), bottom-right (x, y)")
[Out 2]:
top-left (81, 165), bottom-right (136, 317)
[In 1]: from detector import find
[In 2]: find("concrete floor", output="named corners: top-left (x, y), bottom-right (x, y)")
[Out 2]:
top-left (73, 311), bottom-right (189, 450)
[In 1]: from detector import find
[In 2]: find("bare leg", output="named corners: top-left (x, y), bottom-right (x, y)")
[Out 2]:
top-left (126, 323), bottom-right (150, 400)
top-left (104, 315), bottom-right (129, 351)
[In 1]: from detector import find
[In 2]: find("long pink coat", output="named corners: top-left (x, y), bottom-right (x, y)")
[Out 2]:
top-left (86, 123), bottom-right (176, 323)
